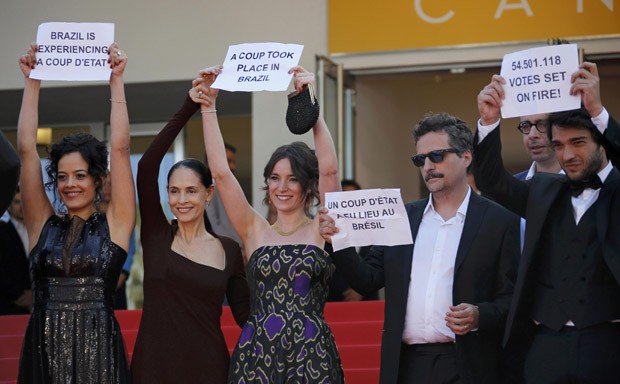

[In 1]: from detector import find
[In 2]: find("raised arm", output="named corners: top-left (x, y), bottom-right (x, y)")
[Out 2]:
top-left (105, 44), bottom-right (135, 252)
top-left (0, 131), bottom-right (20, 214)
top-left (289, 67), bottom-right (341, 204)
top-left (17, 44), bottom-right (54, 248)
top-left (191, 67), bottom-right (262, 248)
top-left (137, 93), bottom-right (199, 245)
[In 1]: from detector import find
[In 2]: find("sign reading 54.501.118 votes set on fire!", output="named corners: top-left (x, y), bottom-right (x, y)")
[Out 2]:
top-left (500, 44), bottom-right (580, 119)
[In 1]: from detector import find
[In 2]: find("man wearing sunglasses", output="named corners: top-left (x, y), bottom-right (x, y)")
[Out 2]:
top-left (473, 61), bottom-right (620, 383)
top-left (319, 113), bottom-right (519, 384)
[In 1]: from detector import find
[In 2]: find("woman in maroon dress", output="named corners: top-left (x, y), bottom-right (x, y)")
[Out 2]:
top-left (131, 92), bottom-right (249, 383)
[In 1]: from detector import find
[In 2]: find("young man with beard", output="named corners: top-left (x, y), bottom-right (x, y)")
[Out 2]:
top-left (473, 62), bottom-right (620, 383)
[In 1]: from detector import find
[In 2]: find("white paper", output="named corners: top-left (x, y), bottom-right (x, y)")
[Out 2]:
top-left (211, 42), bottom-right (304, 92)
top-left (500, 44), bottom-right (580, 118)
top-left (325, 189), bottom-right (413, 252)
top-left (30, 22), bottom-right (114, 81)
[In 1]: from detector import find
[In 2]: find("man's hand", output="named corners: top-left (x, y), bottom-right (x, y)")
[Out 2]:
top-left (14, 289), bottom-right (33, 310)
top-left (570, 61), bottom-right (603, 118)
top-left (477, 75), bottom-right (505, 126)
top-left (445, 303), bottom-right (479, 335)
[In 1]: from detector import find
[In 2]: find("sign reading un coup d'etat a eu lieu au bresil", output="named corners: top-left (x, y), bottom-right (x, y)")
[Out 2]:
top-left (30, 22), bottom-right (114, 82)
top-left (211, 42), bottom-right (304, 92)
top-left (325, 189), bottom-right (413, 252)
top-left (500, 44), bottom-right (581, 119)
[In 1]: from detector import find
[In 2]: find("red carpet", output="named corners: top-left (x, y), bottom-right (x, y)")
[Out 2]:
top-left (0, 300), bottom-right (383, 384)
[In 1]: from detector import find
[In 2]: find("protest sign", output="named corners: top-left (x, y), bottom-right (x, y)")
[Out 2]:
top-left (211, 42), bottom-right (304, 92)
top-left (30, 22), bottom-right (114, 81)
top-left (325, 189), bottom-right (413, 252)
top-left (500, 44), bottom-right (580, 118)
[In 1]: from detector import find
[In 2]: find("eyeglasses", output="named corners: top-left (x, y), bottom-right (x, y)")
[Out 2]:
top-left (517, 119), bottom-right (548, 135)
top-left (411, 148), bottom-right (460, 167)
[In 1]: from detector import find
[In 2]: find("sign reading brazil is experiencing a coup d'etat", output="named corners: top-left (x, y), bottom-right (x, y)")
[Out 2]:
top-left (30, 22), bottom-right (114, 81)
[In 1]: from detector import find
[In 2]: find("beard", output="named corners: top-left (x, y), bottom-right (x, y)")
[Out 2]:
top-left (566, 145), bottom-right (604, 182)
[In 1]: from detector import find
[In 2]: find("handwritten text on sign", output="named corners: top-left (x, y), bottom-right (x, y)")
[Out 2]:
top-left (211, 42), bottom-right (304, 92)
top-left (500, 44), bottom-right (580, 118)
top-left (325, 189), bottom-right (413, 252)
top-left (30, 22), bottom-right (114, 82)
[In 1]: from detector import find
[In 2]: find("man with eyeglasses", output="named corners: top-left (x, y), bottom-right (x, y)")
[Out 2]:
top-left (473, 61), bottom-right (620, 383)
top-left (319, 113), bottom-right (519, 384)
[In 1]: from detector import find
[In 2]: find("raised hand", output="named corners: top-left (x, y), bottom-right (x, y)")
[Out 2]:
top-left (108, 43), bottom-right (128, 77)
top-left (289, 66), bottom-right (315, 93)
top-left (18, 43), bottom-right (38, 78)
top-left (190, 66), bottom-right (222, 108)
top-left (477, 75), bottom-right (505, 126)
top-left (570, 61), bottom-right (603, 117)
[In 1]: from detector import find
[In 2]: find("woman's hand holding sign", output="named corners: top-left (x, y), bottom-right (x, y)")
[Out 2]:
top-left (19, 43), bottom-right (38, 79)
top-left (108, 42), bottom-right (128, 78)
top-left (318, 207), bottom-right (338, 244)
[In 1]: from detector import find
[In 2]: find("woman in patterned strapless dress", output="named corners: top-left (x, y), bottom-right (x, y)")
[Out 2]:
top-left (191, 65), bottom-right (344, 383)
top-left (16, 43), bottom-right (135, 383)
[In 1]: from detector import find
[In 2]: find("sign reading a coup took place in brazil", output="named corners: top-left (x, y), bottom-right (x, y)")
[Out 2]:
top-left (211, 42), bottom-right (304, 92)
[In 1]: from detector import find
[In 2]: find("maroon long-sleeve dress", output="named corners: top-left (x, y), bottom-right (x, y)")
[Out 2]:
top-left (131, 95), bottom-right (249, 383)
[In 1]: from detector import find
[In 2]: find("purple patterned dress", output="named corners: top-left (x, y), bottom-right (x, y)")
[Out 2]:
top-left (228, 244), bottom-right (344, 383)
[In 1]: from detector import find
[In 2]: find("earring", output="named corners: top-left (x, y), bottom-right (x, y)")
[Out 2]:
top-left (206, 199), bottom-right (211, 208)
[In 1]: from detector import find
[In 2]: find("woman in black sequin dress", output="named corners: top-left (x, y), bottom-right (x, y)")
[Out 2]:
top-left (16, 43), bottom-right (135, 384)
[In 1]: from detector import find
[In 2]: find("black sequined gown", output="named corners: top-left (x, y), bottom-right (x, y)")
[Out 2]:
top-left (18, 212), bottom-right (130, 384)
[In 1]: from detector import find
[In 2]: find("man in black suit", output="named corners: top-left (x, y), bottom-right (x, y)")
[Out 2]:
top-left (320, 113), bottom-right (520, 384)
top-left (328, 179), bottom-right (378, 302)
top-left (0, 130), bottom-right (20, 215)
top-left (474, 61), bottom-right (620, 383)
top-left (0, 189), bottom-right (31, 315)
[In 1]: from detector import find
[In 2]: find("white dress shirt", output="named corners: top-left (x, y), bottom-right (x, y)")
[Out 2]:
top-left (571, 161), bottom-right (612, 223)
top-left (402, 188), bottom-right (471, 344)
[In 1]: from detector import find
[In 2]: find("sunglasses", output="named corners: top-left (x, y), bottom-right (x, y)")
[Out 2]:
top-left (517, 119), bottom-right (548, 135)
top-left (411, 148), bottom-right (460, 167)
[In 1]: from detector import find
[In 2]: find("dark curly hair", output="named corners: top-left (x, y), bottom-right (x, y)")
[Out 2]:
top-left (45, 132), bottom-right (108, 208)
top-left (262, 141), bottom-right (319, 216)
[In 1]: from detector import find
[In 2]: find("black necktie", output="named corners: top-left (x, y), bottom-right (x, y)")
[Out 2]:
top-left (568, 175), bottom-right (603, 197)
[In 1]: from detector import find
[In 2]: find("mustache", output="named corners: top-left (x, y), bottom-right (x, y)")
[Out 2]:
top-left (424, 172), bottom-right (444, 181)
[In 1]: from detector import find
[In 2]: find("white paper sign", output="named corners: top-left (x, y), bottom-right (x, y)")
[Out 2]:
top-left (500, 44), bottom-right (580, 118)
top-left (325, 189), bottom-right (413, 252)
top-left (30, 22), bottom-right (114, 81)
top-left (211, 42), bottom-right (304, 92)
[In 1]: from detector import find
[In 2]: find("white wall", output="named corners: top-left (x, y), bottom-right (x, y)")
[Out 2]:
top-left (1, 0), bottom-right (329, 213)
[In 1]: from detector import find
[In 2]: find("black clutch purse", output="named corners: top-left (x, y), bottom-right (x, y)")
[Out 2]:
top-left (286, 84), bottom-right (320, 135)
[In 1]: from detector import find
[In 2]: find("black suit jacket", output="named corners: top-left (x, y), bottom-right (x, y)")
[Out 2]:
top-left (332, 192), bottom-right (519, 384)
top-left (0, 131), bottom-right (20, 215)
top-left (0, 220), bottom-right (31, 315)
top-left (472, 118), bottom-right (620, 346)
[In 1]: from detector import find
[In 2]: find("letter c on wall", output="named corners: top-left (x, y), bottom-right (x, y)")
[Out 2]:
top-left (414, 0), bottom-right (454, 24)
